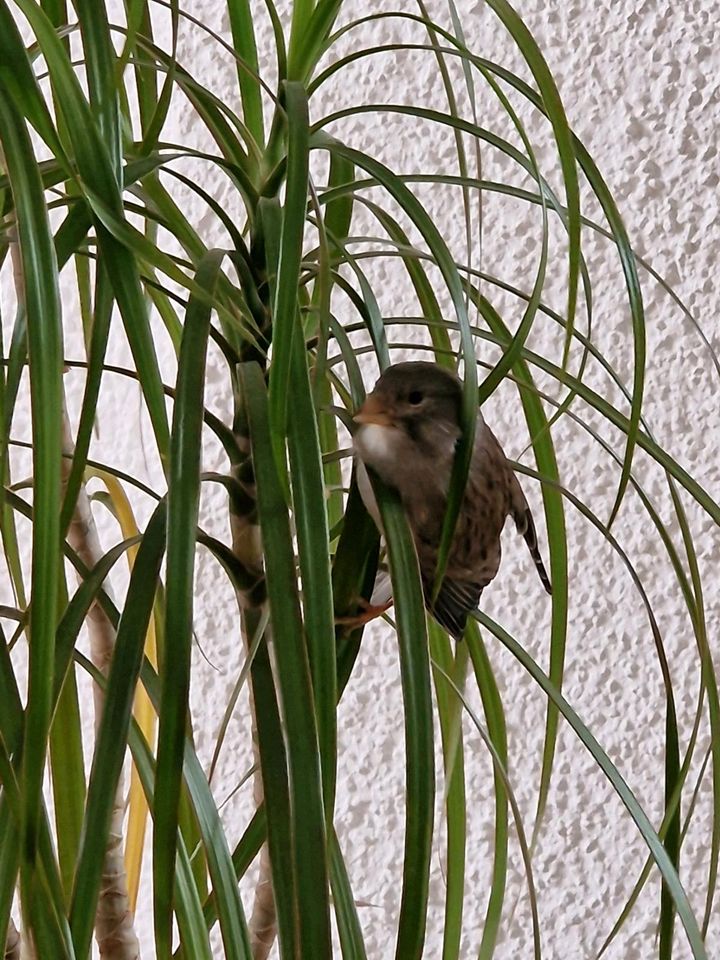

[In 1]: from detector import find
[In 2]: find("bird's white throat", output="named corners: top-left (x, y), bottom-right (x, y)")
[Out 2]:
top-left (354, 423), bottom-right (394, 466)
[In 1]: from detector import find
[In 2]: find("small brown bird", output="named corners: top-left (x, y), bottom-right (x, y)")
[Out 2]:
top-left (353, 361), bottom-right (551, 640)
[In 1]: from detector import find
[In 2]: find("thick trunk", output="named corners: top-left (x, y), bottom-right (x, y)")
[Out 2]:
top-left (229, 423), bottom-right (277, 960)
top-left (61, 404), bottom-right (140, 960)
top-left (3, 920), bottom-right (20, 960)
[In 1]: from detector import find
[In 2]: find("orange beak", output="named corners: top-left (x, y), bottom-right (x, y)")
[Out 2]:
top-left (353, 392), bottom-right (393, 426)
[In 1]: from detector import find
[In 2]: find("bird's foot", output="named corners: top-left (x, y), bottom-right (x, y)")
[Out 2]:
top-left (335, 598), bottom-right (393, 629)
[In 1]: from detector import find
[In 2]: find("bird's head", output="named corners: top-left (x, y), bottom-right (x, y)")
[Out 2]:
top-left (353, 361), bottom-right (463, 473)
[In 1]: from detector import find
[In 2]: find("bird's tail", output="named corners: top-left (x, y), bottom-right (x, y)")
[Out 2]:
top-left (425, 575), bottom-right (485, 642)
top-left (518, 508), bottom-right (552, 595)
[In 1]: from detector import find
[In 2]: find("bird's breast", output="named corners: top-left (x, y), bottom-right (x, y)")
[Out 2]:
top-left (355, 459), bottom-right (383, 532)
top-left (353, 423), bottom-right (396, 468)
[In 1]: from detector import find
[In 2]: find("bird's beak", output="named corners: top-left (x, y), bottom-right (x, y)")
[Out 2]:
top-left (353, 392), bottom-right (393, 426)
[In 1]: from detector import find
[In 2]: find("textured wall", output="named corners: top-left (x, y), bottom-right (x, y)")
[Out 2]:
top-left (181, 4), bottom-right (720, 958)
top-left (3, 1), bottom-right (719, 958)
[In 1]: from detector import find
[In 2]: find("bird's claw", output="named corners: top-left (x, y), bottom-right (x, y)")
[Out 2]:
top-left (335, 598), bottom-right (392, 629)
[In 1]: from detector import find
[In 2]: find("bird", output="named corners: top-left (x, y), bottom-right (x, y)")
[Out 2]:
top-left (352, 360), bottom-right (551, 640)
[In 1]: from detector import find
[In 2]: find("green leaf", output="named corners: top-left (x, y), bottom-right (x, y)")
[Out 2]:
top-left (483, 0), bottom-right (580, 348)
top-left (287, 334), bottom-right (337, 813)
top-left (356, 201), bottom-right (453, 367)
top-left (49, 663), bottom-right (85, 903)
top-left (73, 0), bottom-right (122, 179)
top-left (0, 86), bottom-right (63, 894)
top-left (154, 250), bottom-right (221, 957)
top-left (332, 473), bottom-right (380, 695)
top-left (59, 263), bottom-right (112, 535)
top-left (287, 0), bottom-right (342, 83)
top-left (473, 297), bottom-right (568, 851)
top-left (366, 469), bottom-right (434, 960)
top-left (432, 648), bottom-right (541, 959)
top-left (69, 504), bottom-right (166, 959)
top-left (314, 131), bottom-right (477, 605)
top-left (268, 82), bottom-right (310, 449)
top-left (10, 0), bottom-right (171, 464)
top-left (477, 611), bottom-right (707, 960)
top-left (0, 2), bottom-right (67, 160)
top-left (75, 650), bottom-right (215, 960)
top-left (227, 0), bottom-right (265, 147)
top-left (465, 625), bottom-right (509, 960)
top-left (239, 361), bottom-right (332, 958)
top-left (460, 49), bottom-right (644, 526)
top-left (0, 798), bottom-right (19, 953)
top-left (53, 536), bottom-right (140, 696)
top-left (329, 827), bottom-right (368, 960)
top-left (182, 746), bottom-right (252, 959)
top-left (428, 623), bottom-right (467, 960)
top-left (247, 627), bottom-right (299, 959)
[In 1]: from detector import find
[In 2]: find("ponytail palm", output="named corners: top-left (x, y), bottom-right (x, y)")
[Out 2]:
top-left (0, 2), bottom-right (716, 959)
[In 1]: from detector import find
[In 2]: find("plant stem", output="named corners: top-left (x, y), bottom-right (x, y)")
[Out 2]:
top-left (3, 919), bottom-right (20, 960)
top-left (60, 396), bottom-right (141, 960)
top-left (229, 410), bottom-right (277, 960)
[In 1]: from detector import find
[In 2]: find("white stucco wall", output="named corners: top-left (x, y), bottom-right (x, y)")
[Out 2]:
top-left (163, 4), bottom-right (720, 957)
top-left (3, 1), bottom-right (720, 958)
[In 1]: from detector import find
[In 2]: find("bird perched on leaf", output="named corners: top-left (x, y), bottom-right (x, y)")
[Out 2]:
top-left (352, 361), bottom-right (551, 640)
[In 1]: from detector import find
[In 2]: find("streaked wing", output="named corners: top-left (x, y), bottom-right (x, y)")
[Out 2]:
top-left (424, 575), bottom-right (486, 641)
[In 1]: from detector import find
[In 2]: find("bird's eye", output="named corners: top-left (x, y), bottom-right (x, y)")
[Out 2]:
top-left (407, 390), bottom-right (423, 405)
